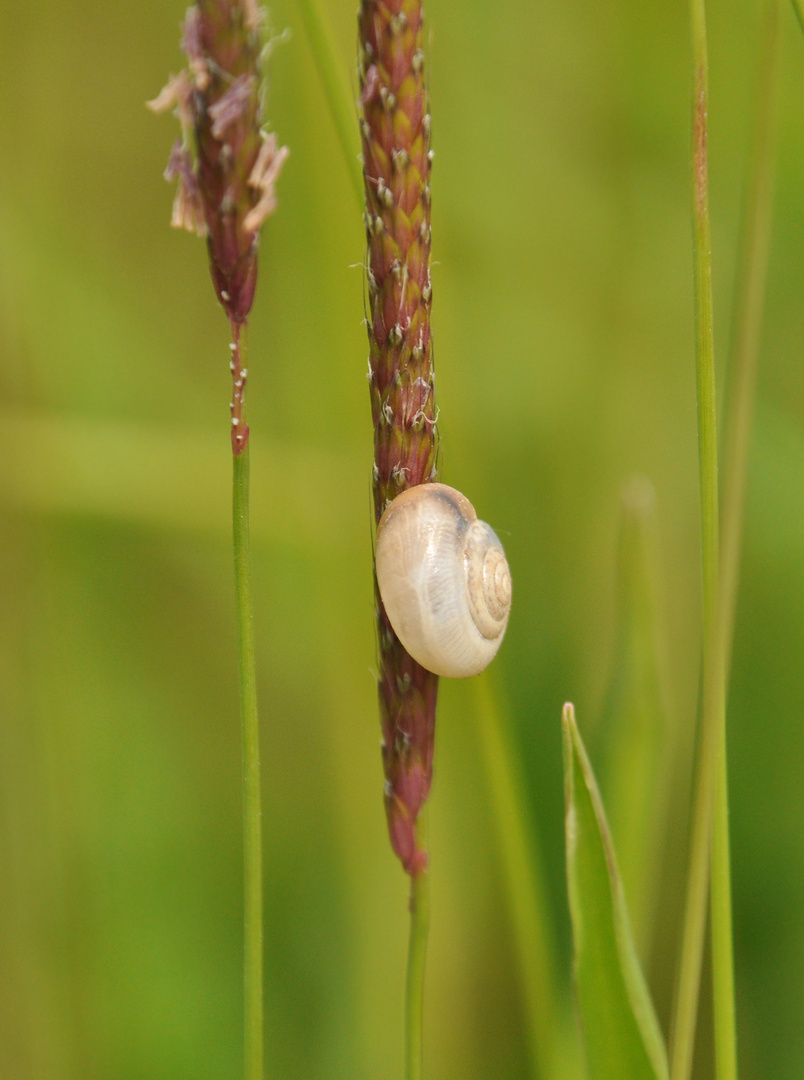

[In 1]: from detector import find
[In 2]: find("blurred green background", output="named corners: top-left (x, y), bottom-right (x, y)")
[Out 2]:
top-left (1, 1), bottom-right (803, 1077)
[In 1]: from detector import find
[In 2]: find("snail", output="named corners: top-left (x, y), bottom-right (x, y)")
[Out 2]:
top-left (375, 483), bottom-right (512, 678)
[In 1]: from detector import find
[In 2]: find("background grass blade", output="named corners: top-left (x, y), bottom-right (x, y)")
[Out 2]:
top-left (295, 0), bottom-right (363, 205)
top-left (475, 676), bottom-right (581, 1080)
top-left (672, 2), bottom-right (737, 1076)
top-left (598, 478), bottom-right (671, 961)
top-left (563, 704), bottom-right (669, 1080)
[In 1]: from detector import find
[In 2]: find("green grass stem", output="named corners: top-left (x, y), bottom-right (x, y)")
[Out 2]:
top-left (233, 439), bottom-right (264, 1080)
top-left (406, 814), bottom-right (430, 1080)
top-left (712, 0), bottom-right (780, 1073)
top-left (671, 3), bottom-right (736, 1079)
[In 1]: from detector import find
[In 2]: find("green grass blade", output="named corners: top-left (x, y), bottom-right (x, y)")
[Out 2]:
top-left (295, 0), bottom-right (363, 205)
top-left (721, 0), bottom-right (780, 704)
top-left (563, 704), bottom-right (669, 1080)
top-left (475, 677), bottom-right (582, 1080)
top-left (710, 2), bottom-right (780, 1075)
top-left (599, 479), bottom-right (669, 959)
top-left (671, 3), bottom-right (739, 1077)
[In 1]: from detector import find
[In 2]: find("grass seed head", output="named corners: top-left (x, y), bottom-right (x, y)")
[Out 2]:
top-left (360, 0), bottom-right (438, 876)
top-left (149, 0), bottom-right (288, 325)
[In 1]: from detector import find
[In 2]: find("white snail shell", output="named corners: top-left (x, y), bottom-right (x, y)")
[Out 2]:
top-left (375, 483), bottom-right (512, 678)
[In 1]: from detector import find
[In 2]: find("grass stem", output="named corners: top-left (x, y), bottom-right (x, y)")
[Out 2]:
top-left (406, 814), bottom-right (430, 1080)
top-left (671, 2), bottom-right (721, 1076)
top-left (233, 429), bottom-right (264, 1080)
top-left (671, 3), bottom-right (737, 1078)
top-left (712, 1), bottom-right (780, 1075)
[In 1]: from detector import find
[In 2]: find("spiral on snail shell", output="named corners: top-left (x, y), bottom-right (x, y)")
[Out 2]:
top-left (375, 483), bottom-right (512, 678)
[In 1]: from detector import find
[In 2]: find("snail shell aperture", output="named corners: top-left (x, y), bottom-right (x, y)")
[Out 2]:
top-left (375, 483), bottom-right (512, 678)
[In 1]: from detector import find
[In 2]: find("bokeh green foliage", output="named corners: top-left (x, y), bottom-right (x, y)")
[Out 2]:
top-left (1, 1), bottom-right (803, 1078)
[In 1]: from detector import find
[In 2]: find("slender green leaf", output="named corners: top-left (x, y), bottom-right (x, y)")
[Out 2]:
top-left (600, 479), bottom-right (669, 958)
top-left (295, 0), bottom-right (363, 206)
top-left (563, 704), bottom-right (669, 1080)
top-left (672, 3), bottom-right (737, 1077)
top-left (475, 676), bottom-right (582, 1080)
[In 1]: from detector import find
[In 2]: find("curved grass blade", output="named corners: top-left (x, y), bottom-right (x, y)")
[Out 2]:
top-left (563, 704), bottom-right (669, 1080)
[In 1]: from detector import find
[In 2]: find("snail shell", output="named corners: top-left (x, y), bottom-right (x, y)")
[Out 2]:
top-left (375, 483), bottom-right (512, 678)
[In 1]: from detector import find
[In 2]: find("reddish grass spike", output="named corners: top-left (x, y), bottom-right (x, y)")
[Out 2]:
top-left (193, 1), bottom-right (264, 324)
top-left (359, 0), bottom-right (438, 876)
top-left (150, 1), bottom-right (289, 453)
top-left (151, 1), bottom-right (288, 326)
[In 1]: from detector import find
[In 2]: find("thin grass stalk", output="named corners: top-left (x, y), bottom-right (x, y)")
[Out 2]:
top-left (149, 7), bottom-right (288, 1078)
top-left (670, 2), bottom-right (736, 1077)
top-left (233, 430), bottom-right (264, 1080)
top-left (405, 811), bottom-right (430, 1080)
top-left (231, 327), bottom-right (264, 1080)
top-left (672, 2), bottom-right (780, 1075)
top-left (710, 1), bottom-right (781, 1075)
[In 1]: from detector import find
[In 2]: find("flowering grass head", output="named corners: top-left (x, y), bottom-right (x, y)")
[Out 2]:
top-left (149, 0), bottom-right (288, 453)
top-left (359, 0), bottom-right (437, 877)
top-left (149, 0), bottom-right (288, 328)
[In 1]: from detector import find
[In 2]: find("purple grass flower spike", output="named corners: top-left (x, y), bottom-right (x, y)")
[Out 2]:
top-left (359, 0), bottom-right (438, 877)
top-left (149, 0), bottom-right (288, 453)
